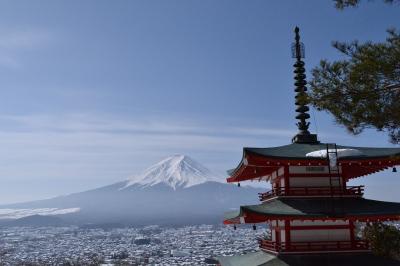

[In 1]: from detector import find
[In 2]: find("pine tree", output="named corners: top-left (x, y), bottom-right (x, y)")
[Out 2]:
top-left (309, 1), bottom-right (400, 143)
top-left (363, 222), bottom-right (400, 259)
top-left (334, 0), bottom-right (398, 9)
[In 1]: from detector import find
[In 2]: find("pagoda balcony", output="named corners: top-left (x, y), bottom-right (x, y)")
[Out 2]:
top-left (258, 186), bottom-right (364, 201)
top-left (258, 239), bottom-right (369, 254)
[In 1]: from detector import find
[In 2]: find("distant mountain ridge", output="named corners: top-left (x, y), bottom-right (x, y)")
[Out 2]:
top-left (0, 155), bottom-right (264, 226)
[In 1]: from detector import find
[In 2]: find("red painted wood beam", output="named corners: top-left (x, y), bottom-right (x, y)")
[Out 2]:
top-left (227, 154), bottom-right (400, 183)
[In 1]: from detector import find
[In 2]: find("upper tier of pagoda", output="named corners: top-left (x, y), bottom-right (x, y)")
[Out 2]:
top-left (227, 27), bottom-right (400, 184)
top-left (227, 143), bottom-right (400, 183)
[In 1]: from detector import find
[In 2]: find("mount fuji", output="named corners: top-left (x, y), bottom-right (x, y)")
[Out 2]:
top-left (123, 155), bottom-right (224, 190)
top-left (0, 155), bottom-right (263, 226)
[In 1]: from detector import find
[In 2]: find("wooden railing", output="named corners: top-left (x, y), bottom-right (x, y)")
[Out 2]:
top-left (258, 239), bottom-right (369, 253)
top-left (258, 186), bottom-right (364, 201)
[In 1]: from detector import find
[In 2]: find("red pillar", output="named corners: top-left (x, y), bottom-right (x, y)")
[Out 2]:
top-left (275, 223), bottom-right (281, 250)
top-left (285, 219), bottom-right (291, 251)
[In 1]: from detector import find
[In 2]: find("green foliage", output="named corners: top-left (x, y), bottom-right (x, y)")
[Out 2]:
top-left (309, 29), bottom-right (400, 143)
top-left (334, 0), bottom-right (398, 9)
top-left (363, 222), bottom-right (400, 259)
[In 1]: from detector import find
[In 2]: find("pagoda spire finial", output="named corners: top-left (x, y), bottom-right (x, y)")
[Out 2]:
top-left (291, 27), bottom-right (319, 144)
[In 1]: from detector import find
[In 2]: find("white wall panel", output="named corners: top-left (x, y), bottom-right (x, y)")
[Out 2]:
top-left (289, 177), bottom-right (341, 187)
top-left (289, 166), bottom-right (342, 174)
top-left (291, 229), bottom-right (350, 242)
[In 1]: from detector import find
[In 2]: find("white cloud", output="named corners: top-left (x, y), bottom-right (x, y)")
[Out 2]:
top-left (0, 113), bottom-right (292, 137)
top-left (0, 29), bottom-right (51, 49)
top-left (0, 28), bottom-right (52, 69)
top-left (0, 113), bottom-right (292, 180)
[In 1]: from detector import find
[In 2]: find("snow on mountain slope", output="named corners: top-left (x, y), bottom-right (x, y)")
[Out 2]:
top-left (123, 155), bottom-right (224, 190)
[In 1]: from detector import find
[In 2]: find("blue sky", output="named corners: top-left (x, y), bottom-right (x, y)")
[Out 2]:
top-left (0, 0), bottom-right (398, 203)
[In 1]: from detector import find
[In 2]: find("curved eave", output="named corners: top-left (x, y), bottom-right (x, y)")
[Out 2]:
top-left (225, 212), bottom-right (400, 225)
top-left (223, 198), bottom-right (400, 224)
top-left (227, 149), bottom-right (400, 183)
top-left (226, 150), bottom-right (327, 183)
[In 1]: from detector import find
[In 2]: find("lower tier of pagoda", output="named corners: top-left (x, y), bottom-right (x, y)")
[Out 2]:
top-left (223, 197), bottom-right (400, 255)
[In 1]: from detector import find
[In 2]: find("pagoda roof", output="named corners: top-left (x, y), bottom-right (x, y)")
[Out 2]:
top-left (227, 143), bottom-right (400, 182)
top-left (216, 251), bottom-right (400, 266)
top-left (245, 143), bottom-right (400, 160)
top-left (223, 197), bottom-right (400, 224)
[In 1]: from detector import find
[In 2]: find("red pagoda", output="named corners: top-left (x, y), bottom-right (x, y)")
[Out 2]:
top-left (217, 28), bottom-right (400, 266)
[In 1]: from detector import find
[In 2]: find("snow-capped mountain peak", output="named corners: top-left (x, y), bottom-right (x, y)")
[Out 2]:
top-left (123, 155), bottom-right (224, 190)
